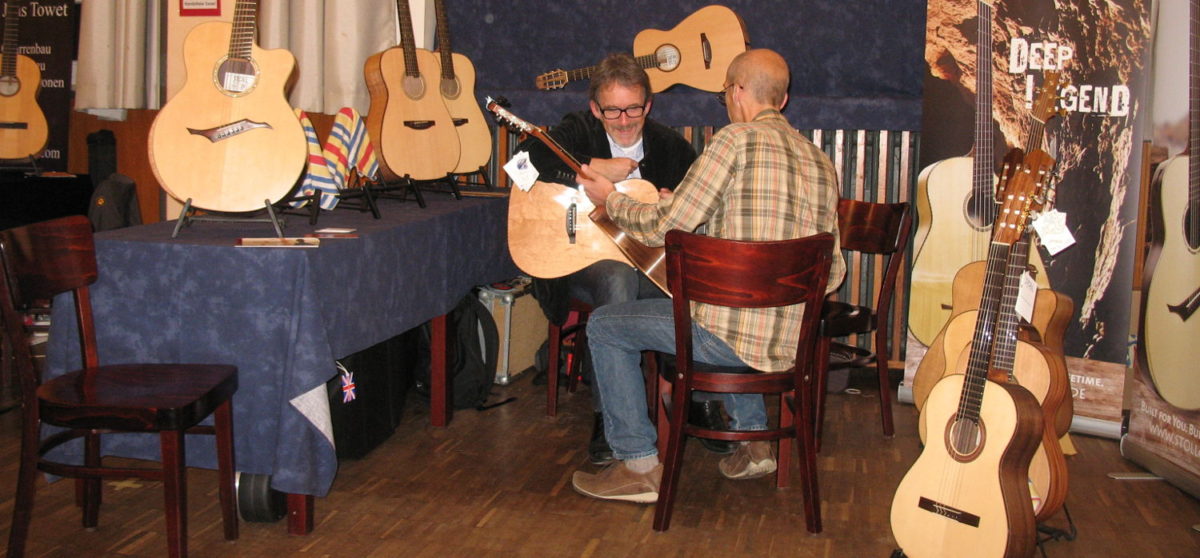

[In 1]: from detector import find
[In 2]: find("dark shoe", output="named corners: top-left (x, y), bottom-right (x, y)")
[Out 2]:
top-left (572, 462), bottom-right (662, 503)
top-left (690, 400), bottom-right (736, 454)
top-left (588, 412), bottom-right (614, 465)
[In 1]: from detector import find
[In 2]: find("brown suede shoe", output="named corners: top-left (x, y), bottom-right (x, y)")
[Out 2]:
top-left (718, 441), bottom-right (777, 480)
top-left (572, 462), bottom-right (662, 503)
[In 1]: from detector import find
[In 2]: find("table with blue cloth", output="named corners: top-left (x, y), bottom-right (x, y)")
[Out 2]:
top-left (43, 195), bottom-right (518, 533)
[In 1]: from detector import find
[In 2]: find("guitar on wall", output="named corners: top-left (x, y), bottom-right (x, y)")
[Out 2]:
top-left (0, 1), bottom-right (49, 161)
top-left (891, 154), bottom-right (1048, 558)
top-left (433, 0), bottom-right (491, 175)
top-left (364, 0), bottom-right (460, 182)
top-left (911, 73), bottom-right (1072, 521)
top-left (1140, 0), bottom-right (1200, 411)
top-left (908, 0), bottom-right (1051, 347)
top-left (148, 0), bottom-right (306, 213)
top-left (535, 4), bottom-right (748, 93)
top-left (486, 99), bottom-right (668, 294)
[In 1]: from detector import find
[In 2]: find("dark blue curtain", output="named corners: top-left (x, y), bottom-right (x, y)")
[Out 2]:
top-left (444, 0), bottom-right (926, 130)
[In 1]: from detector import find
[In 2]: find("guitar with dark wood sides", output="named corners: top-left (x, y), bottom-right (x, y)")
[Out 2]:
top-left (148, 0), bottom-right (306, 213)
top-left (1140, 0), bottom-right (1200, 410)
top-left (891, 157), bottom-right (1046, 558)
top-left (0, 1), bottom-right (49, 161)
top-left (364, 0), bottom-right (460, 182)
top-left (486, 99), bottom-right (668, 294)
top-left (433, 0), bottom-right (491, 174)
top-left (908, 0), bottom-right (1051, 346)
top-left (535, 4), bottom-right (748, 93)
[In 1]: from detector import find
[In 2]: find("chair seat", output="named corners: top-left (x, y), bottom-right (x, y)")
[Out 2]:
top-left (820, 300), bottom-right (875, 337)
top-left (38, 364), bottom-right (238, 432)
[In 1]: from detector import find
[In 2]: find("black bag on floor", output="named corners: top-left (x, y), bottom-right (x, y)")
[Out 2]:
top-left (413, 293), bottom-right (502, 410)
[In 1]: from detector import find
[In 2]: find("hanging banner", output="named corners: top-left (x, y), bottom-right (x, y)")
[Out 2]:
top-left (1124, 0), bottom-right (1200, 499)
top-left (902, 0), bottom-right (1153, 438)
top-left (1, 0), bottom-right (76, 172)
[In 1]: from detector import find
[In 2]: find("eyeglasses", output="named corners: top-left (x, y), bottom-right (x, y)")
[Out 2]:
top-left (599, 105), bottom-right (646, 119)
top-left (715, 83), bottom-right (737, 106)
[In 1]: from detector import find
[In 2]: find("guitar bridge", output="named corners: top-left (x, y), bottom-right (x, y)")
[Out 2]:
top-left (403, 120), bottom-right (435, 130)
top-left (452, 118), bottom-right (468, 127)
top-left (701, 32), bottom-right (712, 69)
top-left (0, 122), bottom-right (29, 129)
top-left (187, 119), bottom-right (272, 143)
top-left (917, 496), bottom-right (980, 527)
top-left (566, 203), bottom-right (577, 244)
top-left (1168, 286), bottom-right (1200, 321)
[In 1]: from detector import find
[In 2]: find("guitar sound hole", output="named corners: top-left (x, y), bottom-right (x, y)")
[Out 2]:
top-left (945, 417), bottom-right (985, 462)
top-left (0, 76), bottom-right (19, 97)
top-left (962, 192), bottom-right (996, 231)
top-left (215, 57), bottom-right (259, 97)
top-left (440, 77), bottom-right (461, 100)
top-left (655, 45), bottom-right (681, 72)
top-left (402, 75), bottom-right (426, 100)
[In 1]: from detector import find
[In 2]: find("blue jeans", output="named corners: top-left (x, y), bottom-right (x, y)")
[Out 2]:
top-left (587, 298), bottom-right (767, 460)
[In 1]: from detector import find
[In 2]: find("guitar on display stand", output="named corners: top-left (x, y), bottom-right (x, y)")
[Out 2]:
top-left (0, 0), bottom-right (49, 165)
top-left (891, 152), bottom-right (1050, 558)
top-left (486, 98), bottom-right (668, 295)
top-left (433, 0), bottom-right (492, 187)
top-left (1140, 0), bottom-right (1200, 411)
top-left (908, 0), bottom-right (1052, 347)
top-left (148, 0), bottom-right (307, 222)
top-left (364, 0), bottom-right (460, 206)
top-left (534, 4), bottom-right (747, 93)
top-left (911, 72), bottom-right (1072, 523)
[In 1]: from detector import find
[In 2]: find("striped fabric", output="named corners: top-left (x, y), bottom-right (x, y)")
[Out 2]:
top-left (291, 107), bottom-right (379, 210)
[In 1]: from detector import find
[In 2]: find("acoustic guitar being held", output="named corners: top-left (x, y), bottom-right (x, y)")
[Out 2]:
top-left (535, 4), bottom-right (748, 93)
top-left (148, 0), bottom-right (306, 213)
top-left (486, 99), bottom-right (668, 295)
top-left (365, 0), bottom-right (460, 182)
top-left (1140, 0), bottom-right (1200, 411)
top-left (433, 0), bottom-right (491, 174)
top-left (0, 1), bottom-right (49, 161)
top-left (891, 156), bottom-right (1049, 558)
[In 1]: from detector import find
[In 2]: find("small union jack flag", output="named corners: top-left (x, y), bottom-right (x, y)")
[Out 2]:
top-left (336, 362), bottom-right (357, 403)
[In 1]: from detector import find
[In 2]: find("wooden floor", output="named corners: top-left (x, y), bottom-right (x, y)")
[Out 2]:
top-left (1, 370), bottom-right (1198, 557)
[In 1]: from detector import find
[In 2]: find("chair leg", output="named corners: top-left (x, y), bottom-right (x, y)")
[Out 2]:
top-left (7, 411), bottom-right (41, 558)
top-left (214, 401), bottom-right (239, 541)
top-left (813, 336), bottom-right (832, 452)
top-left (160, 430), bottom-right (188, 558)
top-left (652, 383), bottom-right (691, 532)
top-left (875, 329), bottom-right (895, 437)
top-left (82, 431), bottom-right (102, 528)
top-left (795, 380), bottom-right (823, 534)
top-left (547, 322), bottom-right (561, 416)
top-left (777, 394), bottom-right (793, 489)
top-left (566, 326), bottom-right (586, 393)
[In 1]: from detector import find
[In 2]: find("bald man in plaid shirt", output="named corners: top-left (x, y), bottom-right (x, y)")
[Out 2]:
top-left (571, 48), bottom-right (846, 503)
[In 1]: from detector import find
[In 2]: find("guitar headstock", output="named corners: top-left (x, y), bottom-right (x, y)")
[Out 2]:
top-left (485, 97), bottom-right (536, 135)
top-left (535, 70), bottom-right (569, 91)
top-left (993, 149), bottom-right (1056, 245)
top-left (1031, 71), bottom-right (1069, 124)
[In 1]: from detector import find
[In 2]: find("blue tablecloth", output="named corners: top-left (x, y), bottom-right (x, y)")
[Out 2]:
top-left (45, 196), bottom-right (518, 496)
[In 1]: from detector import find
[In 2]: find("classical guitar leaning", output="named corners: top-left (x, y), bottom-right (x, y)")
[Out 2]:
top-left (535, 4), bottom-right (748, 93)
top-left (0, 1), bottom-right (49, 161)
top-left (433, 0), bottom-right (490, 175)
top-left (364, 0), bottom-right (460, 182)
top-left (148, 0), bottom-right (306, 213)
top-left (486, 99), bottom-right (669, 295)
top-left (891, 152), bottom-right (1048, 558)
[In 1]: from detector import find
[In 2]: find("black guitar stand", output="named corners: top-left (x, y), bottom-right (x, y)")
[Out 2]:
top-left (275, 190), bottom-right (322, 226)
top-left (332, 169), bottom-right (382, 219)
top-left (448, 166), bottom-right (498, 196)
top-left (171, 198), bottom-right (285, 238)
top-left (373, 174), bottom-right (429, 208)
top-left (1035, 503), bottom-right (1077, 557)
top-left (0, 156), bottom-right (41, 176)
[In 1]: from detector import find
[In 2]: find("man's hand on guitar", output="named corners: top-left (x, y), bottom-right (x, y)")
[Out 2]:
top-left (584, 157), bottom-right (640, 182)
top-left (579, 163), bottom-right (617, 207)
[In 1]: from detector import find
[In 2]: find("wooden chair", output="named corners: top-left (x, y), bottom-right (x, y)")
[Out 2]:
top-left (814, 199), bottom-right (912, 448)
top-left (654, 230), bottom-right (834, 533)
top-left (546, 299), bottom-right (592, 416)
top-left (1, 216), bottom-right (239, 558)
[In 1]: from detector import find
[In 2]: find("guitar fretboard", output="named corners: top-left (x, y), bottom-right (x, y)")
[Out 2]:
top-left (228, 0), bottom-right (258, 60)
top-left (396, 0), bottom-right (420, 78)
top-left (434, 0), bottom-right (456, 80)
top-left (1188, 0), bottom-right (1199, 247)
top-left (1, 3), bottom-right (19, 78)
top-left (971, 0), bottom-right (997, 244)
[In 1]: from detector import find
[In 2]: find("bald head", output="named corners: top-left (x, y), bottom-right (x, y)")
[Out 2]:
top-left (727, 49), bottom-right (790, 108)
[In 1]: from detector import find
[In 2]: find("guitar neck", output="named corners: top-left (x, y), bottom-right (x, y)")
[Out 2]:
top-left (229, 0), bottom-right (258, 59)
top-left (958, 240), bottom-right (1011, 423)
top-left (433, 0), bottom-right (456, 79)
top-left (1189, 0), bottom-right (1199, 233)
top-left (395, 0), bottom-right (420, 77)
top-left (2, 2), bottom-right (20, 77)
top-left (972, 0), bottom-right (997, 219)
top-left (990, 236), bottom-right (1032, 377)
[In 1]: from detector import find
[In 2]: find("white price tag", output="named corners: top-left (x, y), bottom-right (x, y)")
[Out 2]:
top-left (1031, 208), bottom-right (1075, 255)
top-left (1016, 271), bottom-right (1038, 323)
top-left (503, 151), bottom-right (539, 192)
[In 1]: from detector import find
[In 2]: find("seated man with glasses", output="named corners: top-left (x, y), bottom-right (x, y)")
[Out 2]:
top-left (518, 52), bottom-right (734, 465)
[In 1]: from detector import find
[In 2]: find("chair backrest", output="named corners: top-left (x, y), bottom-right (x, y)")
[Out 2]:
top-left (835, 198), bottom-right (912, 315)
top-left (665, 230), bottom-right (835, 372)
top-left (0, 216), bottom-right (101, 393)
